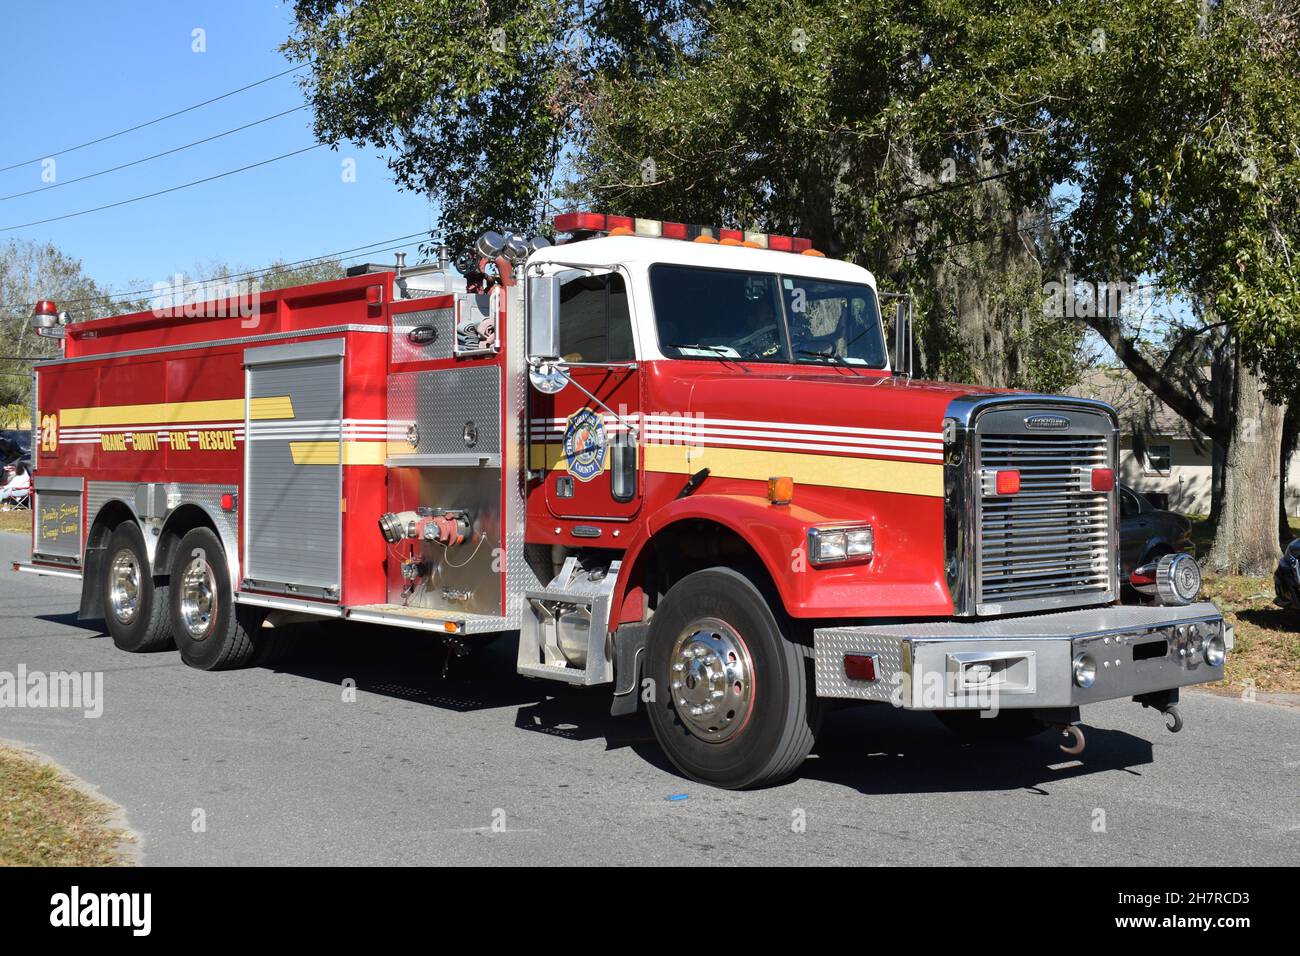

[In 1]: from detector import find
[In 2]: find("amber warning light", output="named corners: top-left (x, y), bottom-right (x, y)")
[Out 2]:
top-left (553, 212), bottom-right (821, 255)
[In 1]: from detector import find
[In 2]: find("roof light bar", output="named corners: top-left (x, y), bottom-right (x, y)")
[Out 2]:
top-left (551, 212), bottom-right (817, 256)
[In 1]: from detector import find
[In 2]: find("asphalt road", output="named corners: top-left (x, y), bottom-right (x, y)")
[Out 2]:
top-left (2, 532), bottom-right (1297, 866)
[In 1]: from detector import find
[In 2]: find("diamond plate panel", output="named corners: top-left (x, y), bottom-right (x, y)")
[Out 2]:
top-left (813, 628), bottom-right (907, 702)
top-left (85, 481), bottom-right (240, 586)
top-left (387, 365), bottom-right (501, 459)
top-left (391, 307), bottom-right (455, 364)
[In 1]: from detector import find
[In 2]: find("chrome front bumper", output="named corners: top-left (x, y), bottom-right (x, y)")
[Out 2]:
top-left (813, 602), bottom-right (1229, 709)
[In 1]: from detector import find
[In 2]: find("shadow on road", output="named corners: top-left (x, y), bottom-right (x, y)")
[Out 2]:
top-left (48, 615), bottom-right (1158, 794)
top-left (804, 703), bottom-right (1155, 795)
top-left (256, 620), bottom-right (1157, 794)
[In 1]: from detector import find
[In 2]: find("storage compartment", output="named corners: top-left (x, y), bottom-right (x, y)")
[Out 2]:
top-left (385, 466), bottom-right (502, 617)
top-left (32, 476), bottom-right (83, 565)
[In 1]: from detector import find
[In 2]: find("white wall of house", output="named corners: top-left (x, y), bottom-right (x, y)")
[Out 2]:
top-left (1119, 437), bottom-right (1300, 517)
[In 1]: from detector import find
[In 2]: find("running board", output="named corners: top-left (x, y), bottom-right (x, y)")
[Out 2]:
top-left (345, 603), bottom-right (509, 635)
top-left (12, 561), bottom-right (82, 581)
top-left (517, 557), bottom-right (620, 686)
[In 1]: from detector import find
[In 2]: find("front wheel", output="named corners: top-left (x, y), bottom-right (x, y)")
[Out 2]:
top-left (644, 567), bottom-right (821, 789)
top-left (169, 527), bottom-right (265, 670)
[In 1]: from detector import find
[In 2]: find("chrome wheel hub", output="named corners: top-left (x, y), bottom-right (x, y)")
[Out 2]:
top-left (669, 618), bottom-right (754, 742)
top-left (109, 550), bottom-right (141, 624)
top-left (179, 555), bottom-right (218, 640)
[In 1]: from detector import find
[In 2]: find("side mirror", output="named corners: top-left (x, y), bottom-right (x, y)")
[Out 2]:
top-left (892, 300), bottom-right (913, 379)
top-left (527, 274), bottom-right (562, 362)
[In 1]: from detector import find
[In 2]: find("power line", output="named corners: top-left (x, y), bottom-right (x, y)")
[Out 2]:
top-left (0, 230), bottom-right (433, 315)
top-left (0, 65), bottom-right (306, 174)
top-left (0, 236), bottom-right (430, 342)
top-left (0, 106), bottom-right (309, 202)
top-left (0, 143), bottom-right (326, 233)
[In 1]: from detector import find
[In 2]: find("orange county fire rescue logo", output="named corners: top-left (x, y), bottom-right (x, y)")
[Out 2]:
top-left (563, 408), bottom-right (606, 482)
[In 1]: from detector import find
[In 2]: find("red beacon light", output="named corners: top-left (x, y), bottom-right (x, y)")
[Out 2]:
top-left (31, 300), bottom-right (62, 330)
top-left (551, 212), bottom-right (819, 256)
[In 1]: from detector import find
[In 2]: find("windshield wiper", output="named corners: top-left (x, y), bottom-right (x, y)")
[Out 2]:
top-left (795, 348), bottom-right (856, 371)
top-left (667, 342), bottom-right (735, 358)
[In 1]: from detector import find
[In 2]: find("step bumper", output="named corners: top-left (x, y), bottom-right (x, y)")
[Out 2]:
top-left (813, 602), bottom-right (1230, 710)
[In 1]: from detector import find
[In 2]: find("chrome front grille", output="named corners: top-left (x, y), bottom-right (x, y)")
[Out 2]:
top-left (976, 432), bottom-right (1113, 609)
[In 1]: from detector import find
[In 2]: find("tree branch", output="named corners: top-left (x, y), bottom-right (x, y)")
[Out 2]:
top-left (1073, 312), bottom-right (1229, 445)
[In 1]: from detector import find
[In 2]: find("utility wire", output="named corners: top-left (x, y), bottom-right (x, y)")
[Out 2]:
top-left (0, 231), bottom-right (433, 315)
top-left (0, 143), bottom-right (326, 233)
top-left (0, 107), bottom-right (309, 202)
top-left (0, 65), bottom-right (306, 174)
top-left (0, 236), bottom-right (427, 350)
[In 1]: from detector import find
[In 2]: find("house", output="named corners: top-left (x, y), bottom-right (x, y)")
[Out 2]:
top-left (1067, 367), bottom-right (1300, 516)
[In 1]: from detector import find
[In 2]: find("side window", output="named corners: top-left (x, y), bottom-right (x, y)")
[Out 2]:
top-left (559, 272), bottom-right (634, 363)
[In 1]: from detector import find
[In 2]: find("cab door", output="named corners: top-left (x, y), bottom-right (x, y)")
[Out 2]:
top-left (536, 270), bottom-right (641, 520)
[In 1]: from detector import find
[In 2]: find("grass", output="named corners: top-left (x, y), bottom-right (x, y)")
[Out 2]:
top-left (0, 509), bottom-right (30, 534)
top-left (0, 747), bottom-right (131, 866)
top-left (1188, 514), bottom-right (1300, 695)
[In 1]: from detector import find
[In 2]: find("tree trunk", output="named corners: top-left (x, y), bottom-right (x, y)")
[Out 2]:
top-left (1207, 333), bottom-right (1233, 527)
top-left (1208, 356), bottom-right (1288, 575)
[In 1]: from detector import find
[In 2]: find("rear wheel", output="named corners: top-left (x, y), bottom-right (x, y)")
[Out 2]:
top-left (102, 522), bottom-right (173, 652)
top-left (645, 567), bottom-right (821, 789)
top-left (168, 527), bottom-right (265, 670)
top-left (933, 709), bottom-right (1048, 740)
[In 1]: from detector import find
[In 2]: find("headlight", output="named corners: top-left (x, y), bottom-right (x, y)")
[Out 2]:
top-left (1072, 652), bottom-right (1097, 688)
top-left (808, 525), bottom-right (874, 564)
top-left (1130, 552), bottom-right (1201, 606)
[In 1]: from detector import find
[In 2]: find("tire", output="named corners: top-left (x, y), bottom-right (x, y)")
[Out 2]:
top-left (644, 567), bottom-right (822, 789)
top-left (168, 527), bottom-right (265, 671)
top-left (101, 522), bottom-right (173, 652)
top-left (933, 709), bottom-right (1048, 740)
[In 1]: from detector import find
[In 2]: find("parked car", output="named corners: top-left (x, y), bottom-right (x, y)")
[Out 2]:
top-left (1275, 539), bottom-right (1300, 611)
top-left (0, 429), bottom-right (31, 466)
top-left (1119, 484), bottom-right (1195, 583)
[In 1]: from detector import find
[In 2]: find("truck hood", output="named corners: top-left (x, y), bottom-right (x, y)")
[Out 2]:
top-left (681, 369), bottom-right (1016, 436)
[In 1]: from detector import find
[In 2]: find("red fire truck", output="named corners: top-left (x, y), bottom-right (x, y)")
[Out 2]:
top-left (17, 212), bottom-right (1229, 788)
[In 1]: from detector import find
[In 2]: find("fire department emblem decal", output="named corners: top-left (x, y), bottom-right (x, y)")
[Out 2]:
top-left (563, 409), bottom-right (606, 483)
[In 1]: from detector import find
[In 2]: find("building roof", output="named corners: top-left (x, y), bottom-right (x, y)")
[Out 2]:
top-left (1066, 366), bottom-right (1205, 440)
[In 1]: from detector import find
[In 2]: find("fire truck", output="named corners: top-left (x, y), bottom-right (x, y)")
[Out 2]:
top-left (17, 212), bottom-right (1230, 789)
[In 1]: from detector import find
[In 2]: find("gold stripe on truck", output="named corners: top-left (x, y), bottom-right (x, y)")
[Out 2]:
top-left (61, 396), bottom-right (295, 426)
top-left (529, 442), bottom-right (944, 498)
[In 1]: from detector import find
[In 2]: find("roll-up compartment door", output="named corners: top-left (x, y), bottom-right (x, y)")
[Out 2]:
top-left (243, 338), bottom-right (344, 598)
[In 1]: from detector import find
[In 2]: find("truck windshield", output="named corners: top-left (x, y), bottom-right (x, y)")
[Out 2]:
top-left (649, 263), bottom-right (887, 367)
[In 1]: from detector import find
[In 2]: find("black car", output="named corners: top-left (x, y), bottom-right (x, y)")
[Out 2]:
top-left (1275, 539), bottom-right (1300, 611)
top-left (0, 428), bottom-right (31, 466)
top-left (1119, 484), bottom-right (1195, 581)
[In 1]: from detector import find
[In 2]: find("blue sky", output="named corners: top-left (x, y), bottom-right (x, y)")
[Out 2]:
top-left (0, 1), bottom-right (434, 299)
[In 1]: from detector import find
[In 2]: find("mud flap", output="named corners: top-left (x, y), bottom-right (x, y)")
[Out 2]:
top-left (610, 622), bottom-right (649, 716)
top-left (78, 546), bottom-right (105, 620)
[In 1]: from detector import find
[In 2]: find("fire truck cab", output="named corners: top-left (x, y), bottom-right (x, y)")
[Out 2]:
top-left (18, 213), bottom-right (1230, 789)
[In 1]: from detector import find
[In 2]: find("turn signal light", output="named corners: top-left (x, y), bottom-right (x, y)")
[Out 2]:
top-left (767, 476), bottom-right (794, 505)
